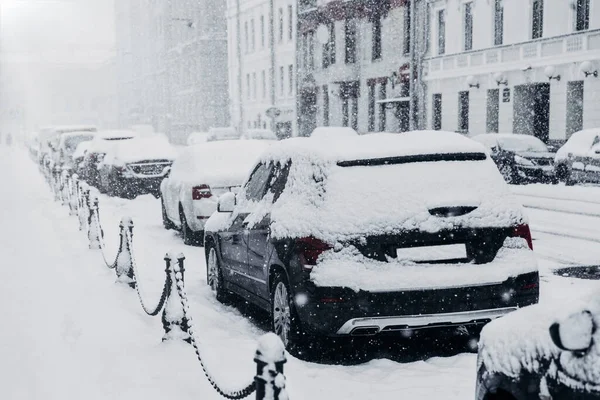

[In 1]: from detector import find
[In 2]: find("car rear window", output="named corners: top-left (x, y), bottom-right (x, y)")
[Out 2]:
top-left (337, 152), bottom-right (487, 167)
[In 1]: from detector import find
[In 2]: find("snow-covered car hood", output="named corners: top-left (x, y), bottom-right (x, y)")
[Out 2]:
top-left (479, 290), bottom-right (600, 391)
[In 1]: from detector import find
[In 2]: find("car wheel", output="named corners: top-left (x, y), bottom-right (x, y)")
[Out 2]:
top-left (206, 246), bottom-right (229, 303)
top-left (270, 272), bottom-right (307, 354)
top-left (498, 164), bottom-right (514, 184)
top-left (180, 208), bottom-right (199, 246)
top-left (161, 197), bottom-right (175, 230)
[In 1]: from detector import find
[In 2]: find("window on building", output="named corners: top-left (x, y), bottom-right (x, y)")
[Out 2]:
top-left (432, 93), bottom-right (442, 130)
top-left (379, 83), bottom-right (387, 131)
top-left (246, 73), bottom-right (251, 99)
top-left (245, 21), bottom-right (249, 53)
top-left (261, 15), bottom-right (266, 47)
top-left (532, 0), bottom-right (544, 39)
top-left (437, 9), bottom-right (446, 55)
top-left (323, 85), bottom-right (330, 126)
top-left (304, 30), bottom-right (315, 70)
top-left (261, 70), bottom-right (266, 99)
top-left (403, 2), bottom-right (411, 55)
top-left (252, 72), bottom-right (257, 99)
top-left (345, 19), bottom-right (357, 64)
top-left (368, 83), bottom-right (376, 132)
top-left (342, 100), bottom-right (349, 127)
top-left (288, 5), bottom-right (294, 41)
top-left (279, 8), bottom-right (284, 43)
top-left (279, 66), bottom-right (284, 96)
top-left (288, 64), bottom-right (294, 96)
top-left (566, 81), bottom-right (584, 136)
top-left (372, 16), bottom-right (382, 60)
top-left (464, 2), bottom-right (473, 51)
top-left (251, 19), bottom-right (256, 51)
top-left (494, 0), bottom-right (503, 46)
top-left (351, 97), bottom-right (358, 131)
top-left (486, 89), bottom-right (499, 133)
top-left (575, 0), bottom-right (590, 31)
top-left (458, 91), bottom-right (470, 132)
top-left (323, 23), bottom-right (336, 68)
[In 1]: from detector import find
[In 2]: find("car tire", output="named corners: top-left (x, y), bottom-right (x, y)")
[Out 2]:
top-left (270, 272), bottom-right (308, 355)
top-left (161, 197), bottom-right (176, 230)
top-left (206, 246), bottom-right (230, 303)
top-left (498, 164), bottom-right (515, 184)
top-left (180, 208), bottom-right (200, 246)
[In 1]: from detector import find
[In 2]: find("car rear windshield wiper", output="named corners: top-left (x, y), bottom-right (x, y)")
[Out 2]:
top-left (337, 152), bottom-right (487, 167)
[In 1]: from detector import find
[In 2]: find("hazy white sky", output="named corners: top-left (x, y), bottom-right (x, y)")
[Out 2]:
top-left (1, 0), bottom-right (115, 64)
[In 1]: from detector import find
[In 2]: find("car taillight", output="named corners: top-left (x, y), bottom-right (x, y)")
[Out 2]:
top-left (296, 237), bottom-right (331, 270)
top-left (192, 185), bottom-right (212, 200)
top-left (512, 224), bottom-right (533, 250)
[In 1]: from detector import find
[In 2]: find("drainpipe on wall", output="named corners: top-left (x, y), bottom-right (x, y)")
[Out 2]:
top-left (236, 0), bottom-right (244, 133)
top-left (269, 0), bottom-right (277, 132)
top-left (408, 0), bottom-right (417, 131)
top-left (417, 0), bottom-right (430, 130)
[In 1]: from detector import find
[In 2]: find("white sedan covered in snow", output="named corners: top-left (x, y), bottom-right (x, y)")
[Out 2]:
top-left (160, 140), bottom-right (272, 245)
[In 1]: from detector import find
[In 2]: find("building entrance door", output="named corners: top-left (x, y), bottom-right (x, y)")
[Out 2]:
top-left (513, 83), bottom-right (550, 142)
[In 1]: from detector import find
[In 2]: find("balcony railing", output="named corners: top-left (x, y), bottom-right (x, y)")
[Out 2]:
top-left (426, 28), bottom-right (600, 76)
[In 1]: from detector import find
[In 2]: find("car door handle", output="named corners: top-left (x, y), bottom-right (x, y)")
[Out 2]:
top-left (222, 236), bottom-right (233, 242)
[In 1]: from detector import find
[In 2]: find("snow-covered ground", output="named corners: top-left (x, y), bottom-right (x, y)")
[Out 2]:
top-left (2, 146), bottom-right (599, 400)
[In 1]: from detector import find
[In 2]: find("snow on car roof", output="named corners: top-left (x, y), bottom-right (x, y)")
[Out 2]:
top-left (111, 137), bottom-right (176, 163)
top-left (261, 131), bottom-right (488, 164)
top-left (172, 140), bottom-right (272, 187)
top-left (241, 129), bottom-right (278, 141)
top-left (237, 131), bottom-right (526, 242)
top-left (96, 130), bottom-right (138, 140)
top-left (52, 125), bottom-right (97, 133)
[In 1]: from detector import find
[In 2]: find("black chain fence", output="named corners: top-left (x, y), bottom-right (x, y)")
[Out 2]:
top-left (40, 160), bottom-right (288, 400)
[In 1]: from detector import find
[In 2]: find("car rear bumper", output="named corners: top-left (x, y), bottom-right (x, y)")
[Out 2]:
top-left (336, 307), bottom-right (517, 335)
top-left (293, 271), bottom-right (539, 337)
top-left (116, 176), bottom-right (163, 195)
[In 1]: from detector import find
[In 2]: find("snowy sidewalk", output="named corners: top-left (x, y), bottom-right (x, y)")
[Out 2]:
top-left (0, 149), bottom-right (214, 399)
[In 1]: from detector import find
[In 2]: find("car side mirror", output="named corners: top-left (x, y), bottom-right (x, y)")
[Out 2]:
top-left (490, 146), bottom-right (499, 154)
top-left (549, 310), bottom-right (595, 354)
top-left (217, 192), bottom-right (236, 213)
top-left (595, 149), bottom-right (600, 155)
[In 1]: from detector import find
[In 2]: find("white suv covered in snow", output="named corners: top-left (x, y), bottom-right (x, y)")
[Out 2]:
top-left (160, 140), bottom-right (272, 245)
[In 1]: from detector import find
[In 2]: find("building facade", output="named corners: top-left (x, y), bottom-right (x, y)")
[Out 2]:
top-left (226, 0), bottom-right (298, 138)
top-left (424, 0), bottom-right (600, 143)
top-left (115, 0), bottom-right (229, 144)
top-left (296, 0), bottom-right (424, 137)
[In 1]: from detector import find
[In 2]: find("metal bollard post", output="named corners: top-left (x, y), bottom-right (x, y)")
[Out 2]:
top-left (115, 216), bottom-right (136, 288)
top-left (69, 174), bottom-right (79, 215)
top-left (79, 185), bottom-right (90, 231)
top-left (162, 253), bottom-right (190, 342)
top-left (255, 333), bottom-right (288, 400)
top-left (53, 166), bottom-right (61, 201)
top-left (87, 195), bottom-right (102, 250)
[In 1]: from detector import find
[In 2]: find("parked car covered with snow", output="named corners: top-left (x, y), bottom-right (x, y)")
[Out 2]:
top-left (472, 133), bottom-right (557, 185)
top-left (160, 140), bottom-right (272, 245)
top-left (79, 130), bottom-right (137, 187)
top-left (554, 129), bottom-right (600, 186)
top-left (476, 290), bottom-right (600, 399)
top-left (187, 132), bottom-right (209, 146)
top-left (98, 136), bottom-right (176, 198)
top-left (204, 131), bottom-right (539, 351)
top-left (54, 131), bottom-right (96, 168)
top-left (206, 127), bottom-right (239, 142)
top-left (241, 129), bottom-right (278, 141)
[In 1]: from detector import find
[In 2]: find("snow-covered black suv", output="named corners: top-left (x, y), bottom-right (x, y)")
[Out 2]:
top-left (204, 131), bottom-right (539, 351)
